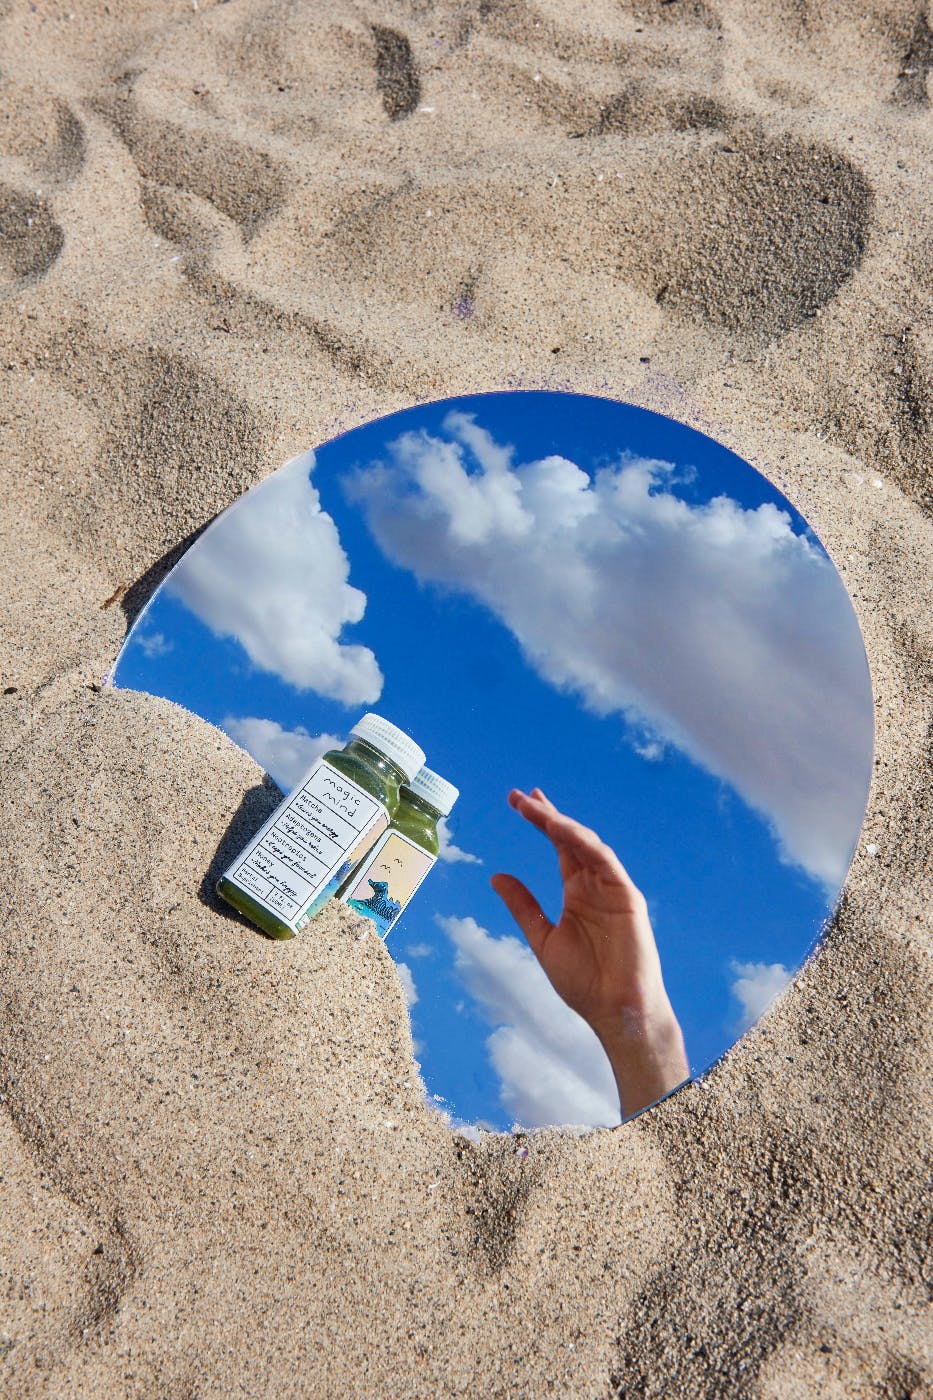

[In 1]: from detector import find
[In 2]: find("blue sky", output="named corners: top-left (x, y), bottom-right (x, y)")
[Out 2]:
top-left (114, 392), bottom-right (874, 1132)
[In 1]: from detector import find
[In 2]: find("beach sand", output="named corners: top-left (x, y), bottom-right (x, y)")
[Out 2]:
top-left (0, 0), bottom-right (931, 1394)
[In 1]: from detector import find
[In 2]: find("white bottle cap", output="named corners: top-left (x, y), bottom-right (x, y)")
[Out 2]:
top-left (350, 713), bottom-right (425, 782)
top-left (408, 765), bottom-right (459, 816)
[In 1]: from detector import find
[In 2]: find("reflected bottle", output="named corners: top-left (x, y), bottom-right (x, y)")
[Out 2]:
top-left (216, 714), bottom-right (425, 941)
top-left (337, 765), bottom-right (459, 939)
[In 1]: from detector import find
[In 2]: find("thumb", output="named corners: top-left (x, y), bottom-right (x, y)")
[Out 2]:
top-left (490, 873), bottom-right (552, 959)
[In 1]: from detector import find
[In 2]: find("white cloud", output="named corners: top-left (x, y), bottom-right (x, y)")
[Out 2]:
top-left (137, 630), bottom-right (173, 659)
top-left (439, 915), bottom-right (620, 1130)
top-left (345, 415), bottom-right (872, 891)
top-left (223, 716), bottom-right (341, 793)
top-left (729, 959), bottom-right (793, 1033)
top-left (396, 961), bottom-right (418, 1008)
top-left (168, 450), bottom-right (382, 704)
top-left (632, 735), bottom-right (665, 762)
top-left (437, 817), bottom-right (482, 866)
top-left (376, 412), bottom-right (530, 548)
top-left (404, 941), bottom-right (434, 959)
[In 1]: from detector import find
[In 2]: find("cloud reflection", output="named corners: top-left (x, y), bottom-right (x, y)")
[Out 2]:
top-left (346, 415), bottom-right (872, 890)
top-left (440, 915), bottom-right (621, 1130)
top-left (223, 716), bottom-right (341, 793)
top-left (168, 452), bottom-right (383, 704)
top-left (437, 817), bottom-right (482, 866)
top-left (729, 959), bottom-right (793, 1033)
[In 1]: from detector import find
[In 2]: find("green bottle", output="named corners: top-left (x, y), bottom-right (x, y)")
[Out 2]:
top-left (339, 765), bottom-right (459, 939)
top-left (216, 714), bottom-right (425, 940)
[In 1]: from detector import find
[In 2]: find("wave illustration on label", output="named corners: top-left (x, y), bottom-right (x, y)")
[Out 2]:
top-left (343, 830), bottom-right (437, 938)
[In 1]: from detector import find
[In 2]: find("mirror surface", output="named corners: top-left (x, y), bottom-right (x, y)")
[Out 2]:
top-left (112, 392), bottom-right (874, 1132)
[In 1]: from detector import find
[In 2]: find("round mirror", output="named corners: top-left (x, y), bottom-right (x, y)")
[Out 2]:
top-left (111, 391), bottom-right (874, 1133)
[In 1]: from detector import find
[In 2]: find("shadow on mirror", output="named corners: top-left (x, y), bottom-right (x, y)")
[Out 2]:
top-left (119, 516), bottom-right (219, 631)
top-left (197, 777), bottom-right (281, 915)
top-left (110, 391), bottom-right (874, 1134)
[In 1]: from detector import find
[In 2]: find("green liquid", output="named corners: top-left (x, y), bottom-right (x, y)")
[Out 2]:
top-left (393, 790), bottom-right (441, 857)
top-left (214, 878), bottom-right (297, 941)
top-left (216, 737), bottom-right (407, 940)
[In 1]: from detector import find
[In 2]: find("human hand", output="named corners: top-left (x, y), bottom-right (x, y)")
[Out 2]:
top-left (490, 788), bottom-right (689, 1119)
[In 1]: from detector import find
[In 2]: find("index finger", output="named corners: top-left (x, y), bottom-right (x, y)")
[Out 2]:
top-left (508, 788), bottom-right (635, 885)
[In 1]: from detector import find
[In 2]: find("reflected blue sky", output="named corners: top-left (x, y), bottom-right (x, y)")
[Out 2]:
top-left (113, 392), bottom-right (874, 1132)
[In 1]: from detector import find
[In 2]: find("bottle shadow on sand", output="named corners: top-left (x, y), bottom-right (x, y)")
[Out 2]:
top-left (198, 776), bottom-right (282, 923)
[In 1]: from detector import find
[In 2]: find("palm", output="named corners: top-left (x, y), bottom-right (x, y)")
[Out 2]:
top-left (491, 789), bottom-right (661, 1031)
top-left (492, 787), bottom-right (690, 1120)
top-left (545, 871), bottom-right (645, 1017)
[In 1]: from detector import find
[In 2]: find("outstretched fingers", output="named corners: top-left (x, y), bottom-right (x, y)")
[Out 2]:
top-left (489, 873), bottom-right (552, 958)
top-left (509, 788), bottom-right (634, 885)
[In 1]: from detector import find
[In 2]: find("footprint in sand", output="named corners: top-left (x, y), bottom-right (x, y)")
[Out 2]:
top-left (371, 24), bottom-right (422, 121)
top-left (320, 85), bottom-right (872, 347)
top-left (612, 125), bottom-right (873, 341)
top-left (100, 92), bottom-right (286, 243)
top-left (0, 86), bottom-right (87, 184)
top-left (45, 100), bottom-right (88, 183)
top-left (0, 91), bottom-right (83, 291)
top-left (893, 11), bottom-right (932, 106)
top-left (0, 184), bottom-right (64, 290)
top-left (246, 0), bottom-right (866, 335)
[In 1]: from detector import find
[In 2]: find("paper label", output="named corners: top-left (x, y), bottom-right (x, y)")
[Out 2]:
top-left (341, 829), bottom-right (437, 938)
top-left (224, 759), bottom-right (388, 934)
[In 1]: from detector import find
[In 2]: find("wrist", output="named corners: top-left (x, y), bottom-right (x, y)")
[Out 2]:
top-left (590, 987), bottom-right (678, 1050)
top-left (593, 998), bottom-right (690, 1120)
